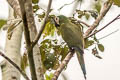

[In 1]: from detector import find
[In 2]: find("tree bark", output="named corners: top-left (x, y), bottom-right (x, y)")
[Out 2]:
top-left (7, 0), bottom-right (44, 79)
top-left (1, 6), bottom-right (23, 80)
top-left (20, 0), bottom-right (44, 79)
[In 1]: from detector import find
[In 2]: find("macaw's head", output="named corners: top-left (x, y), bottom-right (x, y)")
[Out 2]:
top-left (53, 15), bottom-right (69, 27)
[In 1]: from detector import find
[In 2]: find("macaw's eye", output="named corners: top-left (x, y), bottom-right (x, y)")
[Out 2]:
top-left (54, 17), bottom-right (60, 27)
top-left (54, 17), bottom-right (59, 24)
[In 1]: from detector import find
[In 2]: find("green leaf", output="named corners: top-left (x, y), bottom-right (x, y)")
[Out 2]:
top-left (98, 44), bottom-right (104, 52)
top-left (78, 15), bottom-right (83, 18)
top-left (45, 74), bottom-right (50, 80)
top-left (53, 59), bottom-right (60, 70)
top-left (76, 10), bottom-right (84, 15)
top-left (85, 13), bottom-right (90, 20)
top-left (43, 53), bottom-right (56, 69)
top-left (93, 36), bottom-right (99, 43)
top-left (33, 4), bottom-right (39, 12)
top-left (0, 19), bottom-right (7, 29)
top-left (49, 73), bottom-right (53, 79)
top-left (45, 73), bottom-right (53, 80)
top-left (43, 22), bottom-right (56, 38)
top-left (21, 53), bottom-right (28, 71)
top-left (113, 0), bottom-right (120, 7)
top-left (76, 10), bottom-right (85, 18)
top-left (32, 0), bottom-right (39, 4)
top-left (61, 45), bottom-right (69, 61)
top-left (38, 12), bottom-right (45, 19)
top-left (93, 1), bottom-right (101, 13)
top-left (84, 39), bottom-right (94, 48)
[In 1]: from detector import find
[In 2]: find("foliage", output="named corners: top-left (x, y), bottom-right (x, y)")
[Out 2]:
top-left (43, 22), bottom-right (56, 38)
top-left (75, 9), bottom-right (99, 20)
top-left (76, 10), bottom-right (90, 20)
top-left (33, 4), bottom-right (39, 12)
top-left (0, 19), bottom-right (7, 29)
top-left (45, 73), bottom-right (53, 80)
top-left (40, 39), bottom-right (69, 72)
top-left (37, 15), bottom-right (105, 74)
top-left (21, 52), bottom-right (28, 71)
top-left (19, 0), bottom-right (116, 78)
top-left (113, 0), bottom-right (120, 7)
top-left (32, 0), bottom-right (39, 4)
top-left (98, 43), bottom-right (104, 52)
top-left (29, 0), bottom-right (106, 73)
top-left (93, 0), bottom-right (102, 13)
top-left (84, 35), bottom-right (104, 59)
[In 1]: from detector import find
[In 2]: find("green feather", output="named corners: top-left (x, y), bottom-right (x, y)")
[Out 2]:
top-left (55, 15), bottom-right (86, 79)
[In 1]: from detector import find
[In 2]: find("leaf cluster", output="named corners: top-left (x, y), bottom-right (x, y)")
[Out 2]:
top-left (40, 39), bottom-right (69, 72)
top-left (0, 19), bottom-right (7, 29)
top-left (85, 35), bottom-right (104, 59)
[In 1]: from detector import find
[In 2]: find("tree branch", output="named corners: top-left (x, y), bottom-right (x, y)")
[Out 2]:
top-left (17, 0), bottom-right (37, 80)
top-left (86, 14), bottom-right (120, 38)
top-left (58, 0), bottom-right (77, 11)
top-left (84, 1), bottom-right (113, 38)
top-left (52, 50), bottom-right (75, 80)
top-left (32, 0), bottom-right (52, 47)
top-left (0, 51), bottom-right (30, 80)
top-left (7, 0), bottom-right (21, 17)
top-left (70, 17), bottom-right (90, 27)
top-left (77, 20), bottom-right (90, 27)
top-left (17, 0), bottom-right (31, 45)
top-left (98, 29), bottom-right (119, 40)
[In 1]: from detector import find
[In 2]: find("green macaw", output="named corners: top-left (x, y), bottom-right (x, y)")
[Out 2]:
top-left (53, 15), bottom-right (86, 79)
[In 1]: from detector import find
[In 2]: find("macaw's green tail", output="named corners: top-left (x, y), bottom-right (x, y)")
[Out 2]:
top-left (76, 51), bottom-right (86, 79)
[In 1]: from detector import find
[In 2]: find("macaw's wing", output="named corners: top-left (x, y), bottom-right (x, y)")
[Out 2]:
top-left (60, 22), bottom-right (84, 49)
top-left (59, 19), bottom-right (86, 79)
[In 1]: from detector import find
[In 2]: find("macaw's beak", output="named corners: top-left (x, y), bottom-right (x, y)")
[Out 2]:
top-left (51, 17), bottom-right (60, 27)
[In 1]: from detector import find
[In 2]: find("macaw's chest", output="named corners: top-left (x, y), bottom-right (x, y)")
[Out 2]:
top-left (59, 23), bottom-right (84, 48)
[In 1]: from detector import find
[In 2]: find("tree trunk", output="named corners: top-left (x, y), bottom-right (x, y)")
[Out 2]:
top-left (6, 0), bottom-right (44, 79)
top-left (1, 6), bottom-right (23, 80)
top-left (31, 32), bottom-right (44, 80)
top-left (22, 0), bottom-right (44, 79)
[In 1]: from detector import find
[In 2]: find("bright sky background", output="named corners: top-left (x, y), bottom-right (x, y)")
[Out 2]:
top-left (0, 0), bottom-right (120, 80)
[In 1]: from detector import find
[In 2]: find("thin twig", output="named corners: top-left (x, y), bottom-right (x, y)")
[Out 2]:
top-left (98, 29), bottom-right (119, 40)
top-left (32, 0), bottom-right (52, 47)
top-left (58, 0), bottom-right (77, 11)
top-left (0, 51), bottom-right (30, 80)
top-left (84, 1), bottom-right (113, 38)
top-left (69, 17), bottom-right (90, 27)
top-left (77, 20), bottom-right (90, 27)
top-left (86, 14), bottom-right (120, 38)
top-left (52, 50), bottom-right (75, 80)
